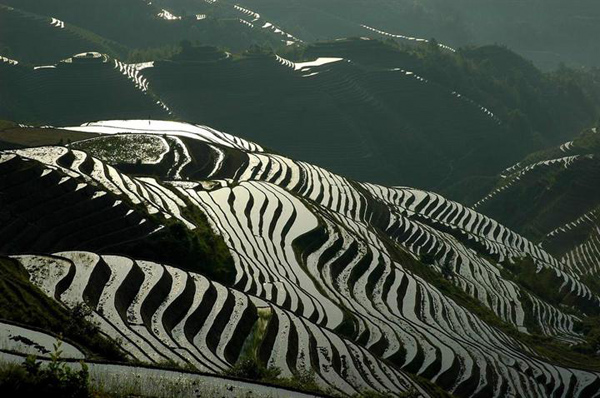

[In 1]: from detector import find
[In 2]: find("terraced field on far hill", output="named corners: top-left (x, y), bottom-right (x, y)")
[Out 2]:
top-left (114, 44), bottom-right (515, 190)
top-left (0, 4), bottom-right (126, 65)
top-left (0, 0), bottom-right (284, 55)
top-left (473, 127), bottom-right (600, 294)
top-left (4, 35), bottom-right (596, 192)
top-left (0, 44), bottom-right (507, 189)
top-left (0, 53), bottom-right (170, 125)
top-left (2, 120), bottom-right (600, 397)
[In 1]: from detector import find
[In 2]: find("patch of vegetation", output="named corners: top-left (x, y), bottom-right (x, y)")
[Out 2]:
top-left (334, 307), bottom-right (359, 340)
top-left (71, 135), bottom-right (167, 165)
top-left (419, 252), bottom-right (436, 265)
top-left (238, 307), bottom-right (272, 361)
top-left (0, 120), bottom-right (18, 131)
top-left (223, 356), bottom-right (282, 382)
top-left (0, 342), bottom-right (90, 398)
top-left (572, 316), bottom-right (600, 356)
top-left (108, 201), bottom-right (235, 285)
top-left (223, 356), bottom-right (325, 396)
top-left (502, 256), bottom-right (598, 315)
top-left (0, 257), bottom-right (125, 361)
top-left (352, 389), bottom-right (421, 398)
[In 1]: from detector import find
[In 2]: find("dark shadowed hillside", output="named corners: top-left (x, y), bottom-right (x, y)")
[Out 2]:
top-left (2, 37), bottom-right (598, 191)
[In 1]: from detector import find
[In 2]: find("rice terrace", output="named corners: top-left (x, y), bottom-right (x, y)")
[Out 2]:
top-left (1, 1), bottom-right (600, 397)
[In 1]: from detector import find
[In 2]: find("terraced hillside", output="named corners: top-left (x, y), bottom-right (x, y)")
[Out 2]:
top-left (139, 46), bottom-right (513, 189)
top-left (0, 0), bottom-right (283, 54)
top-left (0, 53), bottom-right (170, 125)
top-left (473, 127), bottom-right (600, 288)
top-left (5, 36), bottom-right (596, 192)
top-left (0, 4), bottom-right (126, 64)
top-left (12, 252), bottom-right (425, 396)
top-left (3, 120), bottom-right (600, 397)
top-left (180, 0), bottom-right (600, 69)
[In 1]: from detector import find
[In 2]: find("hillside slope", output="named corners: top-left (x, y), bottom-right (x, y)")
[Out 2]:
top-left (2, 120), bottom-right (600, 397)
top-left (0, 54), bottom-right (170, 125)
top-left (184, 0), bottom-right (600, 69)
top-left (0, 0), bottom-right (284, 54)
top-left (473, 127), bottom-right (600, 292)
top-left (0, 4), bottom-right (127, 65)
top-left (3, 39), bottom-right (597, 191)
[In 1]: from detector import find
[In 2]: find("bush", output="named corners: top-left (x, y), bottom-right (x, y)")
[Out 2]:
top-left (223, 356), bottom-right (327, 395)
top-left (0, 340), bottom-right (90, 398)
top-left (223, 357), bottom-right (281, 381)
top-left (572, 316), bottom-right (600, 356)
top-left (352, 388), bottom-right (421, 397)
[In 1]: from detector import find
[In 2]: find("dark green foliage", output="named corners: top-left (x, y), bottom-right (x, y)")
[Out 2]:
top-left (108, 207), bottom-right (235, 285)
top-left (502, 256), bottom-right (599, 315)
top-left (1, 343), bottom-right (90, 398)
top-left (440, 262), bottom-right (454, 280)
top-left (224, 356), bottom-right (281, 382)
top-left (419, 252), bottom-right (436, 265)
top-left (127, 44), bottom-right (180, 63)
top-left (224, 356), bottom-right (324, 395)
top-left (353, 389), bottom-right (421, 398)
top-left (417, 44), bottom-right (598, 149)
top-left (334, 308), bottom-right (358, 340)
top-left (572, 317), bottom-right (600, 356)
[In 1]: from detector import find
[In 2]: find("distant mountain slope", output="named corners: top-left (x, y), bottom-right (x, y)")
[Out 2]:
top-left (0, 54), bottom-right (169, 125)
top-left (3, 120), bottom-right (600, 397)
top-left (196, 0), bottom-right (600, 69)
top-left (0, 4), bottom-right (126, 64)
top-left (3, 39), bottom-right (597, 191)
top-left (473, 127), bottom-right (600, 291)
top-left (141, 47), bottom-right (507, 189)
top-left (0, 0), bottom-right (283, 53)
